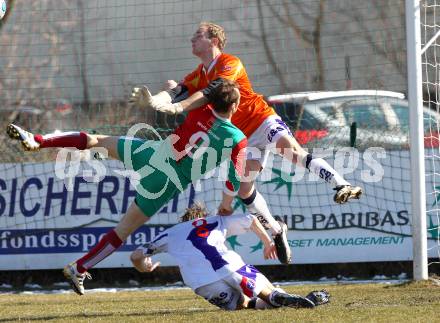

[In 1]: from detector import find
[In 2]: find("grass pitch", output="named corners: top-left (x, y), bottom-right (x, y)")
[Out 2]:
top-left (0, 281), bottom-right (439, 322)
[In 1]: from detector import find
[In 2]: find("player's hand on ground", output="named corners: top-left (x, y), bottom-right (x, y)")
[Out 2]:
top-left (128, 85), bottom-right (154, 109)
top-left (263, 241), bottom-right (277, 260)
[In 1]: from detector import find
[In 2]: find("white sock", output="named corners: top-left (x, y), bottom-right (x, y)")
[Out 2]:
top-left (307, 157), bottom-right (350, 187)
top-left (242, 190), bottom-right (281, 235)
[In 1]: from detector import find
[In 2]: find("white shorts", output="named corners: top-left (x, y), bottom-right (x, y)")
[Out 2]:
top-left (194, 264), bottom-right (271, 311)
top-left (246, 115), bottom-right (293, 167)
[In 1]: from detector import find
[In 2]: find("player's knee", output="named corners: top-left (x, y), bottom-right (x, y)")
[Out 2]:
top-left (276, 136), bottom-right (307, 164)
top-left (238, 182), bottom-right (254, 199)
top-left (86, 134), bottom-right (98, 148)
top-left (242, 159), bottom-right (262, 178)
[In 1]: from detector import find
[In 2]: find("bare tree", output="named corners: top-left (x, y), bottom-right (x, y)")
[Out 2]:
top-left (77, 0), bottom-right (90, 109)
top-left (266, 0), bottom-right (327, 90)
top-left (232, 0), bottom-right (410, 92)
top-left (335, 0), bottom-right (406, 77)
top-left (0, 1), bottom-right (68, 117)
top-left (232, 0), bottom-right (327, 92)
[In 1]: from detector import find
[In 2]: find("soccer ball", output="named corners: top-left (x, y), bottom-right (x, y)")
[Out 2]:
top-left (0, 0), bottom-right (6, 20)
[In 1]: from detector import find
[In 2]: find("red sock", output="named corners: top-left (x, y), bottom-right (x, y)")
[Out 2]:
top-left (76, 229), bottom-right (123, 273)
top-left (34, 131), bottom-right (88, 150)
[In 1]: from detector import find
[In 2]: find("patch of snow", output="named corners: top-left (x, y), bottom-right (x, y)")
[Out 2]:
top-left (128, 280), bottom-right (140, 286)
top-left (23, 283), bottom-right (42, 289)
top-left (372, 275), bottom-right (389, 280)
top-left (0, 278), bottom-right (411, 295)
top-left (0, 284), bottom-right (12, 289)
top-left (52, 282), bottom-right (70, 287)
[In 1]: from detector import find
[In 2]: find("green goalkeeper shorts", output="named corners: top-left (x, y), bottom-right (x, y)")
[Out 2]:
top-left (117, 136), bottom-right (190, 217)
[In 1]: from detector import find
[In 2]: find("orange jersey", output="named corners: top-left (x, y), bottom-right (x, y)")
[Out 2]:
top-left (182, 53), bottom-right (276, 137)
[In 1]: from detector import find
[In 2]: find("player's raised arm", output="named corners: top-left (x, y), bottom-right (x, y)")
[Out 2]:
top-left (128, 83), bottom-right (209, 115)
top-left (133, 77), bottom-right (235, 115)
top-left (222, 212), bottom-right (277, 261)
top-left (173, 77), bottom-right (230, 113)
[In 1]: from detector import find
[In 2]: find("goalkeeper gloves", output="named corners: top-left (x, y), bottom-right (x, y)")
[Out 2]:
top-left (154, 101), bottom-right (184, 115)
top-left (128, 85), bottom-right (166, 109)
top-left (128, 85), bottom-right (184, 114)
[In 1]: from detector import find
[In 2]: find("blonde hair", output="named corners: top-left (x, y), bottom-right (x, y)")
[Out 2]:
top-left (180, 201), bottom-right (209, 222)
top-left (200, 21), bottom-right (227, 50)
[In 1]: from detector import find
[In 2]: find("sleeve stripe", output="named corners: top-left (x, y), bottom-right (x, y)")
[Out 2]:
top-left (152, 233), bottom-right (168, 243)
top-left (232, 138), bottom-right (247, 178)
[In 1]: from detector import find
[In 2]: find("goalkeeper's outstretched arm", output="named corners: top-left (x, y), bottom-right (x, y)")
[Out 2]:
top-left (172, 88), bottom-right (208, 113)
top-left (128, 83), bottom-right (208, 115)
top-left (174, 77), bottom-right (227, 113)
top-left (130, 78), bottom-right (228, 115)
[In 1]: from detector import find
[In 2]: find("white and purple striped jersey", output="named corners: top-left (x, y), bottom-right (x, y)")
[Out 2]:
top-left (139, 213), bottom-right (254, 290)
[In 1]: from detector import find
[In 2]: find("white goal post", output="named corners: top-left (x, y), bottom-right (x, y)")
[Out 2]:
top-left (406, 0), bottom-right (428, 281)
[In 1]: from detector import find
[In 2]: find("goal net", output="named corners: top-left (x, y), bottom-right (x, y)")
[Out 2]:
top-left (0, 0), bottom-right (437, 269)
top-left (421, 0), bottom-right (440, 268)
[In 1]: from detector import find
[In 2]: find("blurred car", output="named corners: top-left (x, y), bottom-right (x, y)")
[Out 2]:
top-left (267, 90), bottom-right (440, 150)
